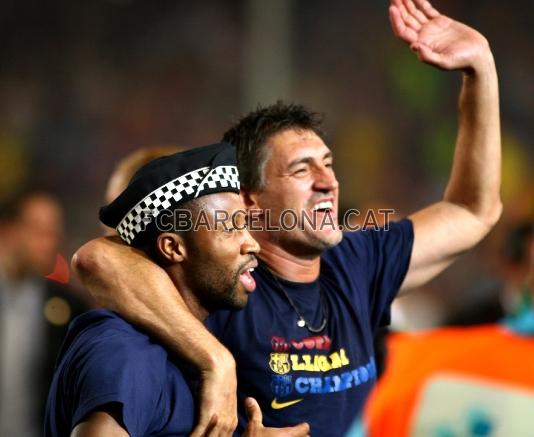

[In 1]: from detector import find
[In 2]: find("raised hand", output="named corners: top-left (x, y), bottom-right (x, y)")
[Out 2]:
top-left (389, 0), bottom-right (492, 72)
top-left (242, 398), bottom-right (310, 437)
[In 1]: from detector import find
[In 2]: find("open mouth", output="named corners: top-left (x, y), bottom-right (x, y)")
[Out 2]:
top-left (309, 200), bottom-right (339, 232)
top-left (239, 263), bottom-right (257, 292)
top-left (312, 200), bottom-right (334, 213)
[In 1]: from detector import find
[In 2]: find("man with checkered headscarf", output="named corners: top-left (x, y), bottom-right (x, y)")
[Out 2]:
top-left (44, 143), bottom-right (309, 436)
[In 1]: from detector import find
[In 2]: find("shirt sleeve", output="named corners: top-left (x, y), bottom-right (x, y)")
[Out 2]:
top-left (64, 330), bottom-right (167, 436)
top-left (341, 219), bottom-right (414, 330)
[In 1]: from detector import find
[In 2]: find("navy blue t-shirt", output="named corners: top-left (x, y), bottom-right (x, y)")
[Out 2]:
top-left (206, 219), bottom-right (413, 436)
top-left (44, 310), bottom-right (195, 437)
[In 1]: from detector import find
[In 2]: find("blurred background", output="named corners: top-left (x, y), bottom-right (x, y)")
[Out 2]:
top-left (0, 0), bottom-right (532, 320)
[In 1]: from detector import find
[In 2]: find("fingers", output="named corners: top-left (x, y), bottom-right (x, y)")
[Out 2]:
top-left (410, 42), bottom-right (444, 68)
top-left (285, 422), bottom-right (310, 437)
top-left (402, 0), bottom-right (428, 24)
top-left (389, 5), bottom-right (418, 44)
top-left (190, 414), bottom-right (218, 437)
top-left (242, 398), bottom-right (262, 437)
top-left (398, 2), bottom-right (422, 32)
top-left (391, 0), bottom-right (439, 29)
top-left (245, 397), bottom-right (263, 425)
top-left (389, 0), bottom-right (442, 46)
top-left (412, 0), bottom-right (440, 19)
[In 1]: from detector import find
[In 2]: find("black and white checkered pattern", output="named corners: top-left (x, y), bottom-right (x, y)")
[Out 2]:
top-left (117, 165), bottom-right (239, 243)
top-left (195, 165), bottom-right (241, 196)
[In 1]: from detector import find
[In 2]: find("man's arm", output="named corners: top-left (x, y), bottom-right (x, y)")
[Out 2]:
top-left (71, 409), bottom-right (129, 437)
top-left (387, 0), bottom-right (502, 292)
top-left (72, 236), bottom-right (238, 437)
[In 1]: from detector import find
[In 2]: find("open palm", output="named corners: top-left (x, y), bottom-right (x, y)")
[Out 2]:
top-left (389, 0), bottom-right (489, 71)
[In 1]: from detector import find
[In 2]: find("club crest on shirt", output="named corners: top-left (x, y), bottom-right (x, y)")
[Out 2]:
top-left (269, 353), bottom-right (291, 375)
top-left (267, 334), bottom-right (377, 399)
top-left (271, 375), bottom-right (294, 397)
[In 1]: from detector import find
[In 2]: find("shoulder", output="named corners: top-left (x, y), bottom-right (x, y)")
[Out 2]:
top-left (61, 310), bottom-right (169, 386)
top-left (322, 219), bottom-right (414, 265)
top-left (66, 310), bottom-right (151, 346)
top-left (54, 311), bottom-right (185, 436)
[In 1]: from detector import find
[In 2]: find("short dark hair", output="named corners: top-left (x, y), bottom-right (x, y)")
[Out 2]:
top-left (222, 101), bottom-right (325, 191)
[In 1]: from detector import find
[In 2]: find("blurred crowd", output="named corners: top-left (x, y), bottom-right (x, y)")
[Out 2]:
top-left (0, 0), bottom-right (532, 435)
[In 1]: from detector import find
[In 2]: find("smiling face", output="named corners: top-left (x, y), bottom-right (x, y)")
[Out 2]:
top-left (249, 128), bottom-right (342, 257)
top-left (180, 192), bottom-right (259, 312)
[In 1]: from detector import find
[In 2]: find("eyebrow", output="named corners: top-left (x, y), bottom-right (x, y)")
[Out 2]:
top-left (287, 151), bottom-right (333, 169)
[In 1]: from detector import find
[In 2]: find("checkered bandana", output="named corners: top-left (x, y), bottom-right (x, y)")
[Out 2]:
top-left (100, 142), bottom-right (240, 245)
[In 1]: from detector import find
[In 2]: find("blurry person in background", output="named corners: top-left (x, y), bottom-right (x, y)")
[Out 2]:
top-left (500, 220), bottom-right (534, 313)
top-left (103, 146), bottom-right (183, 234)
top-left (104, 146), bottom-right (182, 205)
top-left (0, 190), bottom-right (86, 437)
top-left (353, 219), bottom-right (534, 437)
top-left (444, 220), bottom-right (534, 326)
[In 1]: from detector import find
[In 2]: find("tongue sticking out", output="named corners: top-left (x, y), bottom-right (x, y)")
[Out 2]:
top-left (240, 270), bottom-right (256, 292)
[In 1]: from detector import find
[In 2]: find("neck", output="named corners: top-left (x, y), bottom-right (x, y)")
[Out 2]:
top-left (254, 234), bottom-right (320, 282)
top-left (166, 267), bottom-right (209, 321)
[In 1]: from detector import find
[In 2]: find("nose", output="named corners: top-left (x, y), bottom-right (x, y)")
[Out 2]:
top-left (241, 228), bottom-right (260, 256)
top-left (313, 165), bottom-right (339, 192)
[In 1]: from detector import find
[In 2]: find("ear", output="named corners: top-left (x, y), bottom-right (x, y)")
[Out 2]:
top-left (156, 233), bottom-right (187, 263)
top-left (240, 189), bottom-right (261, 212)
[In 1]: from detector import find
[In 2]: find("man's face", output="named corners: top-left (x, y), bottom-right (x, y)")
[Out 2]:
top-left (250, 128), bottom-right (342, 256)
top-left (16, 195), bottom-right (64, 276)
top-left (183, 192), bottom-right (259, 311)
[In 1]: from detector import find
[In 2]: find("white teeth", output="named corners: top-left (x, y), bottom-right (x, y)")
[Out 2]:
top-left (312, 201), bottom-right (333, 211)
top-left (248, 268), bottom-right (254, 272)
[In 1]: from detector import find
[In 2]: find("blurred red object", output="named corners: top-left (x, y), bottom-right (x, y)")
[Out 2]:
top-left (46, 253), bottom-right (70, 284)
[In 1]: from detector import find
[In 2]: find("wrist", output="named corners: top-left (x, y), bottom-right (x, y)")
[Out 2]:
top-left (463, 46), bottom-right (495, 78)
top-left (199, 341), bottom-right (236, 372)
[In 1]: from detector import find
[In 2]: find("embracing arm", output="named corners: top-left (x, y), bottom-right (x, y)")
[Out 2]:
top-left (72, 236), bottom-right (237, 436)
top-left (71, 407), bottom-right (129, 437)
top-left (388, 0), bottom-right (502, 292)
